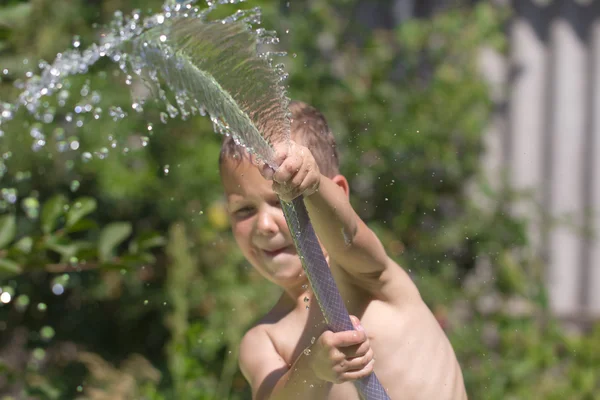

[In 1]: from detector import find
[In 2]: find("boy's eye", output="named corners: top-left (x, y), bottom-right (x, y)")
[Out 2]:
top-left (233, 206), bottom-right (255, 218)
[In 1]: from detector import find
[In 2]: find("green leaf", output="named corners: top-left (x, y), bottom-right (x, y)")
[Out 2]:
top-left (98, 222), bottom-right (132, 263)
top-left (46, 242), bottom-right (79, 261)
top-left (0, 214), bottom-right (16, 249)
top-left (41, 194), bottom-right (68, 234)
top-left (14, 236), bottom-right (33, 253)
top-left (66, 198), bottom-right (97, 228)
top-left (0, 258), bottom-right (21, 275)
top-left (0, 3), bottom-right (32, 29)
top-left (129, 232), bottom-right (167, 254)
top-left (65, 219), bottom-right (98, 234)
top-left (141, 235), bottom-right (167, 250)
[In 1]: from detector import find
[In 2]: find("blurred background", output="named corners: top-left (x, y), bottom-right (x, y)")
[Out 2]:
top-left (0, 0), bottom-right (599, 398)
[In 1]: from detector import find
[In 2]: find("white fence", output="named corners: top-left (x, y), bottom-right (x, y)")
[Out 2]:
top-left (480, 0), bottom-right (600, 320)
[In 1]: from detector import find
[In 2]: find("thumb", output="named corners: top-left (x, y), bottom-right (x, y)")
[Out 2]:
top-left (349, 315), bottom-right (364, 331)
top-left (261, 163), bottom-right (275, 180)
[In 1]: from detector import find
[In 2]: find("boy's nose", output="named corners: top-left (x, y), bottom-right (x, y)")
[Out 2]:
top-left (255, 208), bottom-right (279, 236)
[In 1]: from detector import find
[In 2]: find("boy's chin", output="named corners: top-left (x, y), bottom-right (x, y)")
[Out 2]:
top-left (262, 260), bottom-right (304, 284)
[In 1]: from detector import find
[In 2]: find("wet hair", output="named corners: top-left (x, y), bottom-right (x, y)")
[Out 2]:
top-left (219, 100), bottom-right (340, 178)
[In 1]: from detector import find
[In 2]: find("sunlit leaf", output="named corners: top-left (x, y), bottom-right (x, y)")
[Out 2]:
top-left (0, 3), bottom-right (32, 29)
top-left (98, 222), bottom-right (132, 263)
top-left (41, 194), bottom-right (68, 234)
top-left (14, 236), bottom-right (33, 253)
top-left (66, 197), bottom-right (97, 228)
top-left (0, 214), bottom-right (16, 249)
top-left (0, 258), bottom-right (21, 275)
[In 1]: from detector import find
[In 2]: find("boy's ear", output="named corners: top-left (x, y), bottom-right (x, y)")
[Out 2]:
top-left (331, 175), bottom-right (350, 198)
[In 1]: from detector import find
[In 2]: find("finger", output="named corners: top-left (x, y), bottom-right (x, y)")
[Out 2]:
top-left (289, 162), bottom-right (309, 190)
top-left (349, 315), bottom-right (363, 330)
top-left (339, 359), bottom-right (375, 382)
top-left (261, 163), bottom-right (275, 180)
top-left (273, 156), bottom-right (301, 184)
top-left (339, 339), bottom-right (370, 358)
top-left (271, 141), bottom-right (290, 167)
top-left (333, 330), bottom-right (367, 348)
top-left (343, 348), bottom-right (374, 371)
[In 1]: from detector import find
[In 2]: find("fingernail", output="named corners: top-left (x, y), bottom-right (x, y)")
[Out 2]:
top-left (262, 165), bottom-right (274, 180)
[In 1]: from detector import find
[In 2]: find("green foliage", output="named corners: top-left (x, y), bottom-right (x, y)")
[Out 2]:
top-left (0, 1), bottom-right (598, 400)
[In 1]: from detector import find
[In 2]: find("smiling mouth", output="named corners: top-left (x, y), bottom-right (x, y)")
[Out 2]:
top-left (262, 246), bottom-right (293, 257)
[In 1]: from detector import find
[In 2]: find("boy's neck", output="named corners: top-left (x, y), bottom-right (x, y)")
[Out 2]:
top-left (281, 281), bottom-right (313, 309)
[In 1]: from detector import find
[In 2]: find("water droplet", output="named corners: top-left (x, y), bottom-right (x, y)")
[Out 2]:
top-left (2, 188), bottom-right (17, 204)
top-left (37, 303), bottom-right (47, 311)
top-left (81, 152), bottom-right (92, 162)
top-left (303, 348), bottom-right (311, 355)
top-left (0, 292), bottom-right (11, 303)
top-left (160, 112), bottom-right (169, 123)
top-left (94, 147), bottom-right (109, 160)
top-left (303, 296), bottom-right (309, 302)
top-left (144, 300), bottom-right (149, 305)
top-left (52, 283), bottom-right (64, 295)
top-left (72, 35), bottom-right (81, 48)
top-left (108, 106), bottom-right (127, 121)
top-left (159, 34), bottom-right (167, 42)
top-left (163, 164), bottom-right (170, 175)
top-left (141, 136), bottom-right (149, 147)
top-left (77, 386), bottom-right (83, 393)
top-left (311, 336), bottom-right (316, 344)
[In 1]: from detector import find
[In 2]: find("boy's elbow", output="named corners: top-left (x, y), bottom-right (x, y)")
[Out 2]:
top-left (341, 224), bottom-right (358, 247)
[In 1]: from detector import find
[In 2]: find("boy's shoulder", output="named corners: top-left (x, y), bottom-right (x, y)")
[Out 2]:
top-left (240, 295), bottom-right (291, 350)
top-left (238, 298), bottom-right (295, 383)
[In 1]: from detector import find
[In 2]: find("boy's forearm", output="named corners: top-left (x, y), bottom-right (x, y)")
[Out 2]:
top-left (260, 351), bottom-right (331, 400)
top-left (303, 175), bottom-right (358, 256)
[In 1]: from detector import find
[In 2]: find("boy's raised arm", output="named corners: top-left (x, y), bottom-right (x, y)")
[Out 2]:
top-left (266, 141), bottom-right (390, 283)
top-left (304, 175), bottom-right (390, 278)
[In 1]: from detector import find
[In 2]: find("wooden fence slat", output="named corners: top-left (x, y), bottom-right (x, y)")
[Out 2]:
top-left (547, 16), bottom-right (586, 316)
top-left (508, 18), bottom-right (547, 251)
top-left (589, 20), bottom-right (600, 317)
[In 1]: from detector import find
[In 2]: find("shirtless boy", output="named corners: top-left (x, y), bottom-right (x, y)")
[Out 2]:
top-left (219, 101), bottom-right (467, 399)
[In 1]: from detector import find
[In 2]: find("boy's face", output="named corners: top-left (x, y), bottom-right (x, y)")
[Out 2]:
top-left (221, 157), bottom-right (306, 288)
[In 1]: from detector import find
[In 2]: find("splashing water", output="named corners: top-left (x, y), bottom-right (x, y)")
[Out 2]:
top-left (0, 0), bottom-right (289, 205)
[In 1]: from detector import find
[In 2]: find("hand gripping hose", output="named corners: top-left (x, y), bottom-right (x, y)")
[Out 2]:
top-left (281, 197), bottom-right (390, 400)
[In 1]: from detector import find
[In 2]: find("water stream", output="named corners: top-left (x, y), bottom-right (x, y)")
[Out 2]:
top-left (0, 0), bottom-right (289, 208)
